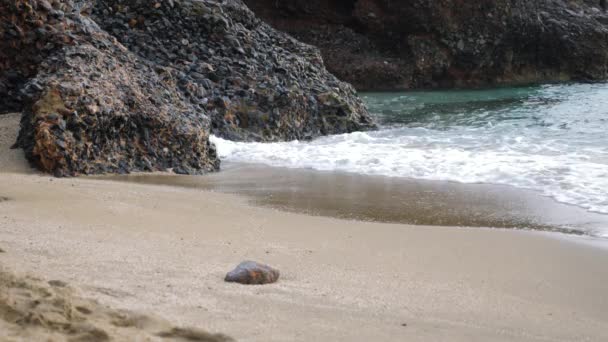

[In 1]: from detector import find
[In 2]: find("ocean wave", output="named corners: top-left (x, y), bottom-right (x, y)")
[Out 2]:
top-left (211, 83), bottom-right (608, 216)
top-left (211, 131), bottom-right (608, 215)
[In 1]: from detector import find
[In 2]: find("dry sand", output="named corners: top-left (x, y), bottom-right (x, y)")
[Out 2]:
top-left (0, 267), bottom-right (232, 341)
top-left (1, 114), bottom-right (233, 341)
top-left (2, 114), bottom-right (608, 341)
top-left (0, 113), bottom-right (31, 174)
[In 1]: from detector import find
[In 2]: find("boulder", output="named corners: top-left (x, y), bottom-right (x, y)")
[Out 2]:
top-left (0, 0), bottom-right (375, 176)
top-left (91, 0), bottom-right (375, 142)
top-left (2, 0), bottom-right (219, 176)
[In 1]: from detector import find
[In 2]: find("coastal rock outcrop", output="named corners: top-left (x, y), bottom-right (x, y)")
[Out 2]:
top-left (92, 0), bottom-right (375, 142)
top-left (6, 0), bottom-right (220, 176)
top-left (0, 0), bottom-right (374, 176)
top-left (244, 0), bottom-right (608, 90)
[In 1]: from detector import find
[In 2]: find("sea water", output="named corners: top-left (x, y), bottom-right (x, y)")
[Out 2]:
top-left (212, 83), bottom-right (608, 216)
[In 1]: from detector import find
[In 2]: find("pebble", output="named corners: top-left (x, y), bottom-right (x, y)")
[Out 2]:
top-left (225, 261), bottom-right (280, 285)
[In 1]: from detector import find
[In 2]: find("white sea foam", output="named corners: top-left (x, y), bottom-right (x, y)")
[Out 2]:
top-left (212, 130), bottom-right (608, 215)
top-left (211, 83), bottom-right (608, 216)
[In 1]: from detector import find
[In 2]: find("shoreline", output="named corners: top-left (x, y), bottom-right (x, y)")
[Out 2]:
top-left (2, 173), bottom-right (608, 341)
top-left (100, 162), bottom-right (608, 238)
top-left (2, 113), bottom-right (608, 341)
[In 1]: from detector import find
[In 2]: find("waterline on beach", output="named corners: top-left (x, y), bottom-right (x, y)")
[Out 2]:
top-left (211, 83), bottom-right (608, 217)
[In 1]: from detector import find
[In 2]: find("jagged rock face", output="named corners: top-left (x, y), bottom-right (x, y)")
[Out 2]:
top-left (0, 0), bottom-right (374, 176)
top-left (2, 0), bottom-right (219, 176)
top-left (244, 0), bottom-right (608, 90)
top-left (91, 0), bottom-right (374, 142)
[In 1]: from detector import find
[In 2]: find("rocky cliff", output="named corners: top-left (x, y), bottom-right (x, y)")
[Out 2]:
top-left (0, 0), bottom-right (374, 176)
top-left (244, 0), bottom-right (608, 90)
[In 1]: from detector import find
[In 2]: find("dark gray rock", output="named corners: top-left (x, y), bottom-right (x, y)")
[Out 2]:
top-left (91, 0), bottom-right (375, 142)
top-left (244, 0), bottom-right (608, 90)
top-left (225, 261), bottom-right (280, 285)
top-left (0, 0), bottom-right (375, 176)
top-left (2, 0), bottom-right (220, 176)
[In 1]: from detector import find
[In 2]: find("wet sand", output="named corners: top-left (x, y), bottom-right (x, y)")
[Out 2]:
top-left (105, 163), bottom-right (608, 237)
top-left (2, 113), bottom-right (608, 341)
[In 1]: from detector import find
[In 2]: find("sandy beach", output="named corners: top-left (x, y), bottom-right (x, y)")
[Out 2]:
top-left (103, 163), bottom-right (608, 236)
top-left (2, 113), bottom-right (608, 341)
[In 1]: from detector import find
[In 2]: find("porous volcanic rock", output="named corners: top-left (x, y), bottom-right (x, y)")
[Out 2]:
top-left (0, 0), bottom-right (375, 176)
top-left (3, 0), bottom-right (219, 176)
top-left (244, 0), bottom-right (608, 90)
top-left (91, 0), bottom-right (375, 142)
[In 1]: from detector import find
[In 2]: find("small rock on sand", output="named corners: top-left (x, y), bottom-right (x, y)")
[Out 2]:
top-left (225, 261), bottom-right (280, 285)
top-left (49, 280), bottom-right (68, 287)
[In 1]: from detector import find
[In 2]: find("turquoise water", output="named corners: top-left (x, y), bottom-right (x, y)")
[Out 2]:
top-left (213, 83), bottom-right (608, 228)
